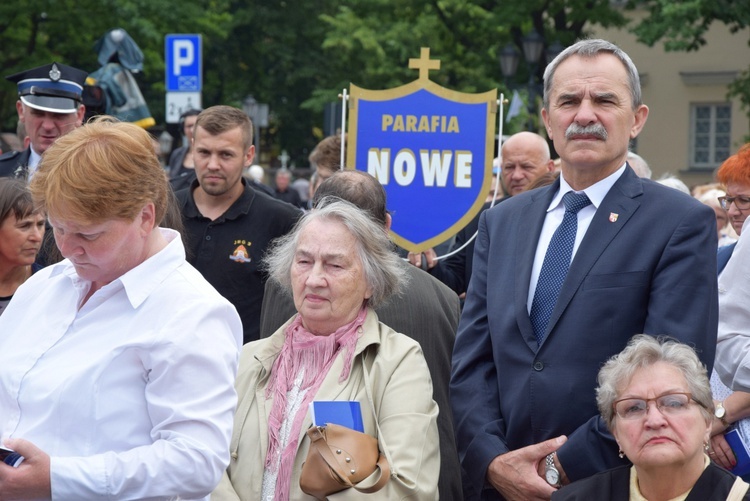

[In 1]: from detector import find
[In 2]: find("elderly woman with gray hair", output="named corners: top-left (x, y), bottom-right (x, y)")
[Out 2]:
top-left (212, 198), bottom-right (440, 501)
top-left (554, 335), bottom-right (750, 501)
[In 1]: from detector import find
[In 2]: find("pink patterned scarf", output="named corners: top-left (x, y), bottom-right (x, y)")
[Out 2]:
top-left (264, 306), bottom-right (366, 500)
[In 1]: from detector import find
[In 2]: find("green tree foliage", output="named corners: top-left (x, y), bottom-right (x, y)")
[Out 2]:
top-left (313, 0), bottom-right (629, 136)
top-left (632, 0), bottom-right (750, 138)
top-left (0, 0), bottom-right (640, 163)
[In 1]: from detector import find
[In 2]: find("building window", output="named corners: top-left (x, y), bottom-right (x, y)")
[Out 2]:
top-left (690, 103), bottom-right (731, 169)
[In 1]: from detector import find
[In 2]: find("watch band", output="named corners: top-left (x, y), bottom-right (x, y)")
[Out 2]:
top-left (545, 453), bottom-right (561, 487)
top-left (716, 401), bottom-right (730, 425)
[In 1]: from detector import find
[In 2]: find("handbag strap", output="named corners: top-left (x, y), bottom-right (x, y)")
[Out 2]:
top-left (361, 347), bottom-right (396, 473)
top-left (353, 453), bottom-right (390, 493)
top-left (307, 426), bottom-right (390, 493)
top-left (727, 476), bottom-right (750, 501)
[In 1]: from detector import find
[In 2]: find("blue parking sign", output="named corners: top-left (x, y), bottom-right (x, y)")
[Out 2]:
top-left (165, 34), bottom-right (202, 92)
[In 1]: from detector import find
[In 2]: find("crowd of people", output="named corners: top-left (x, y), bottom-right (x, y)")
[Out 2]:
top-left (1, 37), bottom-right (750, 501)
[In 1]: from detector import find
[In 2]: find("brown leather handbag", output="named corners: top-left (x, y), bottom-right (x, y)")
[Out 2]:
top-left (299, 423), bottom-right (390, 500)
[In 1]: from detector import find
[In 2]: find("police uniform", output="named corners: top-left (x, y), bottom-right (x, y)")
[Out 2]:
top-left (0, 62), bottom-right (87, 180)
top-left (0, 149), bottom-right (32, 179)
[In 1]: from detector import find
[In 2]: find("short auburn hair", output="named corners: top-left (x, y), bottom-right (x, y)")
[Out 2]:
top-left (30, 116), bottom-right (168, 226)
top-left (717, 143), bottom-right (750, 187)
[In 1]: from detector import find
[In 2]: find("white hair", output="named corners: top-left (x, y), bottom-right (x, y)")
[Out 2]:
top-left (627, 151), bottom-right (651, 179)
top-left (656, 174), bottom-right (690, 195)
top-left (247, 164), bottom-right (264, 183)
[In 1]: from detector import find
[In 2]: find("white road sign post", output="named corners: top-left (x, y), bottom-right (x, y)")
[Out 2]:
top-left (165, 34), bottom-right (202, 124)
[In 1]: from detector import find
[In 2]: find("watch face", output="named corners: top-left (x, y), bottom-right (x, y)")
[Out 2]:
top-left (716, 406), bottom-right (726, 419)
top-left (545, 468), bottom-right (560, 485)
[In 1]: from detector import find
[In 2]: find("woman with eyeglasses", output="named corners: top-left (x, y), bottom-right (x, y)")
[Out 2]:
top-left (712, 143), bottom-right (750, 478)
top-left (716, 144), bottom-right (750, 273)
top-left (553, 335), bottom-right (750, 500)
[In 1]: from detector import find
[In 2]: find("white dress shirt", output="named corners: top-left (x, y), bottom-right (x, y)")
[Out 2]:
top-left (0, 228), bottom-right (242, 500)
top-left (715, 218), bottom-right (750, 391)
top-left (26, 148), bottom-right (41, 180)
top-left (527, 164), bottom-right (627, 312)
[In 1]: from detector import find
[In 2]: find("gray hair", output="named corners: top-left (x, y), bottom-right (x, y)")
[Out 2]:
top-left (656, 174), bottom-right (691, 196)
top-left (596, 334), bottom-right (713, 430)
top-left (697, 188), bottom-right (726, 210)
top-left (543, 39), bottom-right (642, 111)
top-left (627, 151), bottom-right (652, 179)
top-left (263, 197), bottom-right (407, 309)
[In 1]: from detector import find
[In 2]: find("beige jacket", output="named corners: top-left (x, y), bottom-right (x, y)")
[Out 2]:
top-left (212, 308), bottom-right (440, 500)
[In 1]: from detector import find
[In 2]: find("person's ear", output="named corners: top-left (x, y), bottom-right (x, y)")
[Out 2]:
top-left (139, 203), bottom-right (157, 234)
top-left (244, 145), bottom-right (256, 168)
top-left (76, 104), bottom-right (85, 126)
top-left (630, 104), bottom-right (649, 139)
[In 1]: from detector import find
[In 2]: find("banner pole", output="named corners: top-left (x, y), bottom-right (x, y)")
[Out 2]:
top-left (339, 88), bottom-right (348, 170)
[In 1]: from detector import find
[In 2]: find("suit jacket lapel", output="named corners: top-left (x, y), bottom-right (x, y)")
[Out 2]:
top-left (516, 182), bottom-right (558, 352)
top-left (542, 168), bottom-right (643, 343)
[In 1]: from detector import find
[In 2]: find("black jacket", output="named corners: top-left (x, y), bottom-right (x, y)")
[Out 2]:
top-left (553, 463), bottom-right (750, 501)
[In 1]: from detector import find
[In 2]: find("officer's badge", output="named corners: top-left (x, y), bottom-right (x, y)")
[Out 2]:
top-left (49, 64), bottom-right (61, 82)
top-left (13, 163), bottom-right (28, 181)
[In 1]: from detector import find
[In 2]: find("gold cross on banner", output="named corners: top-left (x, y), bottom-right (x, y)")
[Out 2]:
top-left (409, 47), bottom-right (440, 81)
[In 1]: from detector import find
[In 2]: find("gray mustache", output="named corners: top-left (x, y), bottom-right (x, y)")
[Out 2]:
top-left (565, 123), bottom-right (608, 140)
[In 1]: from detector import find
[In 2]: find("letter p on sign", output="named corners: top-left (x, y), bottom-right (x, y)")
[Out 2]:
top-left (173, 40), bottom-right (194, 75)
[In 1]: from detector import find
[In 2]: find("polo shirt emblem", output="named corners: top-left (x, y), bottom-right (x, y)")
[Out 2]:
top-left (229, 244), bottom-right (252, 263)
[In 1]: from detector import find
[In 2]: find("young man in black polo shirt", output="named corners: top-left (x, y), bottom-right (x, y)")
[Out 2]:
top-left (175, 105), bottom-right (300, 344)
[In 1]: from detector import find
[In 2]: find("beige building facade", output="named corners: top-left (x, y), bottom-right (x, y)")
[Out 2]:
top-left (592, 11), bottom-right (750, 189)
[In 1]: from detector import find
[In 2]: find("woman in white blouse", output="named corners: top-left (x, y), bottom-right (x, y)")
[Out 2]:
top-left (710, 144), bottom-right (750, 474)
top-left (0, 117), bottom-right (242, 500)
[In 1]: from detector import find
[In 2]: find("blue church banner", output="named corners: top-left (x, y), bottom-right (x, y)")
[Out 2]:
top-left (346, 48), bottom-right (497, 252)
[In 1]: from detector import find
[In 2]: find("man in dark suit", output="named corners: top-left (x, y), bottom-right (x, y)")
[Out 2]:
top-left (260, 169), bottom-right (464, 500)
top-left (0, 62), bottom-right (87, 180)
top-left (450, 39), bottom-right (719, 501)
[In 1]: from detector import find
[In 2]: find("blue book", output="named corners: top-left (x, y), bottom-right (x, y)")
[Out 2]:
top-left (309, 401), bottom-right (364, 432)
top-left (725, 428), bottom-right (750, 476)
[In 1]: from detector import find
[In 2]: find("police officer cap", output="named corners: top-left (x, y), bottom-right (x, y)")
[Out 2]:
top-left (6, 62), bottom-right (88, 114)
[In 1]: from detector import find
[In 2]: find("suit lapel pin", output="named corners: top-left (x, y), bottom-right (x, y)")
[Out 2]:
top-left (609, 212), bottom-right (619, 223)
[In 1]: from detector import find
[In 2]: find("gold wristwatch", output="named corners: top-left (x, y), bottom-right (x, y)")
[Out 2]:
top-left (715, 401), bottom-right (729, 425)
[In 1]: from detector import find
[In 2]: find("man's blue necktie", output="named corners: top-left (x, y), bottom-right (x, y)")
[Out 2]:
top-left (530, 191), bottom-right (592, 345)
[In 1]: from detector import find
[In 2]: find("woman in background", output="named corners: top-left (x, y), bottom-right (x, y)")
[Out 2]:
top-left (0, 178), bottom-right (45, 315)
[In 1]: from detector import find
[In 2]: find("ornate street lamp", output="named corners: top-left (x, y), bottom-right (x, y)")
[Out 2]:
top-left (499, 43), bottom-right (520, 80)
top-left (522, 31), bottom-right (545, 68)
top-left (522, 31), bottom-right (545, 131)
top-left (500, 34), bottom-right (566, 131)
